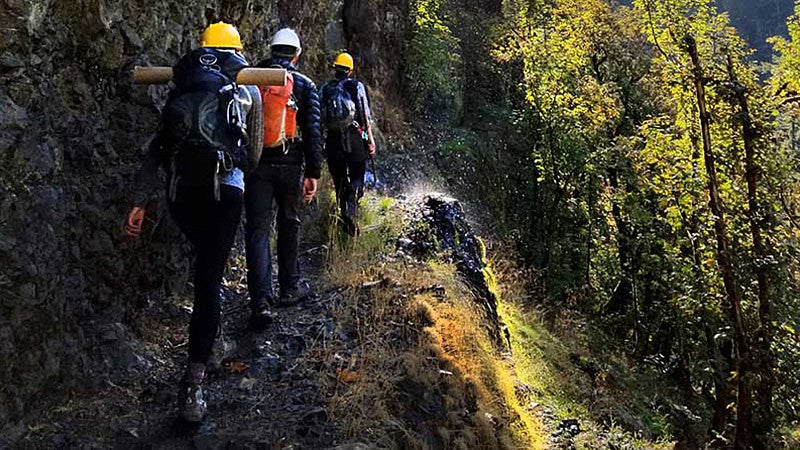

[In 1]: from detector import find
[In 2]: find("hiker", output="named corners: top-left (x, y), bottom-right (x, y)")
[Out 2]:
top-left (124, 22), bottom-right (263, 423)
top-left (320, 52), bottom-right (376, 236)
top-left (245, 28), bottom-right (323, 320)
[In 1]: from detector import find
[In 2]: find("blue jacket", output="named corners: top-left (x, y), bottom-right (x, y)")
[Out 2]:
top-left (255, 58), bottom-right (323, 180)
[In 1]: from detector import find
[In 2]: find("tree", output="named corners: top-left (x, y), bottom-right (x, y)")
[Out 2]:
top-left (479, 0), bottom-right (799, 444)
top-left (635, 0), bottom-right (786, 445)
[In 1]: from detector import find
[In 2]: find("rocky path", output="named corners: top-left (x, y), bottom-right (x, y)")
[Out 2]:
top-left (16, 238), bottom-right (344, 449)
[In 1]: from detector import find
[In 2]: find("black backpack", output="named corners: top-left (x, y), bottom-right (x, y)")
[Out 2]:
top-left (321, 79), bottom-right (357, 132)
top-left (161, 48), bottom-right (249, 185)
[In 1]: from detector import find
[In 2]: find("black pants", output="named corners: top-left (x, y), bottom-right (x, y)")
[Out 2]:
top-left (328, 155), bottom-right (366, 226)
top-left (244, 163), bottom-right (304, 301)
top-left (168, 184), bottom-right (243, 364)
top-left (326, 130), bottom-right (367, 227)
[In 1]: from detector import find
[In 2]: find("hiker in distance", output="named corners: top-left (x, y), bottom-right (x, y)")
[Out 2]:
top-left (124, 22), bottom-right (263, 423)
top-left (320, 52), bottom-right (376, 236)
top-left (245, 28), bottom-right (323, 324)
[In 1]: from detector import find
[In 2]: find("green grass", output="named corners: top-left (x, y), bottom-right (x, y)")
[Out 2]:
top-left (497, 301), bottom-right (675, 449)
top-left (320, 188), bottom-right (405, 288)
top-left (499, 302), bottom-right (593, 418)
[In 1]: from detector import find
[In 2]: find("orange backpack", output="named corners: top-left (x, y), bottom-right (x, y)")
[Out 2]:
top-left (260, 71), bottom-right (297, 152)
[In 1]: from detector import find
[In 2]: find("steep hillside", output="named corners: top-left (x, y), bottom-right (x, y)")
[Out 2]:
top-left (717, 0), bottom-right (794, 58)
top-left (11, 172), bottom-right (678, 448)
top-left (4, 0), bottom-right (800, 448)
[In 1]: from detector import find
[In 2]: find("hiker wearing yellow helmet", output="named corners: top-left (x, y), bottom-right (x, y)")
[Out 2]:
top-left (200, 22), bottom-right (244, 49)
top-left (333, 52), bottom-right (354, 71)
top-left (125, 21), bottom-right (263, 424)
top-left (320, 51), bottom-right (376, 236)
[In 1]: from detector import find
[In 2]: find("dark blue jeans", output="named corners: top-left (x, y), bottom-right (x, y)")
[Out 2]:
top-left (244, 163), bottom-right (303, 301)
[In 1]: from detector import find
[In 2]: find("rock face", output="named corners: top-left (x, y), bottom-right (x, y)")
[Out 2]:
top-left (0, 0), bottom-right (407, 427)
top-left (408, 194), bottom-right (503, 342)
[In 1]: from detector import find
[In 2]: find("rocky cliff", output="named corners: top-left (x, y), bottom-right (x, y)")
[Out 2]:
top-left (0, 0), bottom-right (407, 429)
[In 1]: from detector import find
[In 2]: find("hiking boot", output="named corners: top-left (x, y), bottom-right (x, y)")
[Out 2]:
top-left (277, 280), bottom-right (315, 307)
top-left (251, 296), bottom-right (277, 329)
top-left (179, 382), bottom-right (207, 423)
top-left (179, 363), bottom-right (207, 423)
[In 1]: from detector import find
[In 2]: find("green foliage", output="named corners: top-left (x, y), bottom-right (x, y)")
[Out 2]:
top-left (772, 3), bottom-right (800, 94)
top-left (406, 0), bottom-right (462, 122)
top-left (632, 3), bottom-right (800, 439)
top-left (432, 0), bottom-right (800, 444)
top-left (492, 0), bottom-right (660, 302)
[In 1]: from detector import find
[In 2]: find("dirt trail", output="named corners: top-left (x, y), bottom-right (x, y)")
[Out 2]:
top-left (17, 228), bottom-right (345, 449)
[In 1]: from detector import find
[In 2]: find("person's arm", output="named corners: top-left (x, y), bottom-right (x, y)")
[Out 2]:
top-left (126, 134), bottom-right (166, 236)
top-left (357, 82), bottom-right (376, 155)
top-left (133, 135), bottom-right (166, 205)
top-left (367, 125), bottom-right (376, 155)
top-left (299, 76), bottom-right (323, 180)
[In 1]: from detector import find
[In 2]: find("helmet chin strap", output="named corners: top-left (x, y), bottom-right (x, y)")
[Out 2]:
top-left (271, 47), bottom-right (301, 61)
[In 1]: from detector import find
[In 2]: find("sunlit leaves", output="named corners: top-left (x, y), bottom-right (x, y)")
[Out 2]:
top-left (485, 0), bottom-right (800, 435)
top-left (407, 0), bottom-right (462, 119)
top-left (496, 0), bottom-right (632, 141)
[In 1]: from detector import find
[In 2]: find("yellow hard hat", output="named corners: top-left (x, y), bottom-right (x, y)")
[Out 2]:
top-left (333, 52), bottom-right (354, 70)
top-left (201, 22), bottom-right (243, 50)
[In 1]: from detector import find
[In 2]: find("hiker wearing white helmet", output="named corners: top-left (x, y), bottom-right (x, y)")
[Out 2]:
top-left (244, 28), bottom-right (323, 322)
top-left (271, 28), bottom-right (303, 56)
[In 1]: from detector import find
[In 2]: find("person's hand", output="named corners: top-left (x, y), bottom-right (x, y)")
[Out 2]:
top-left (368, 141), bottom-right (376, 155)
top-left (125, 207), bottom-right (146, 237)
top-left (303, 178), bottom-right (318, 202)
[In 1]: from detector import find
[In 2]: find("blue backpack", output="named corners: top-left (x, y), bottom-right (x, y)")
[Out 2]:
top-left (321, 79), bottom-right (357, 132)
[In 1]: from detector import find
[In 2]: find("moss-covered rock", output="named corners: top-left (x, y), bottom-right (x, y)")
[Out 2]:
top-left (405, 194), bottom-right (502, 343)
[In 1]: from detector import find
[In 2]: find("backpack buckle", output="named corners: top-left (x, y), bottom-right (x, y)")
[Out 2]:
top-left (219, 83), bottom-right (236, 94)
top-left (217, 150), bottom-right (233, 172)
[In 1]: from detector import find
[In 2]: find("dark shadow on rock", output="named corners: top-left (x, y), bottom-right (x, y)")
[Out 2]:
top-left (406, 194), bottom-right (503, 344)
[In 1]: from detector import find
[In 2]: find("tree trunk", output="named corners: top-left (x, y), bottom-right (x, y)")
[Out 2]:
top-left (607, 166), bottom-right (635, 316)
top-left (684, 35), bottom-right (754, 448)
top-left (706, 325), bottom-right (734, 437)
top-left (726, 54), bottom-right (774, 445)
top-left (674, 182), bottom-right (730, 440)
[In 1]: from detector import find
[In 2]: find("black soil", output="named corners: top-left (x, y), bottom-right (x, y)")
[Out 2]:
top-left (15, 240), bottom-right (342, 449)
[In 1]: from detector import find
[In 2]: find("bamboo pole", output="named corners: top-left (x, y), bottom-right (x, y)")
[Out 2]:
top-left (132, 66), bottom-right (286, 86)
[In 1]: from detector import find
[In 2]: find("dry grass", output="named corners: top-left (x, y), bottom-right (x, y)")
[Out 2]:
top-left (309, 193), bottom-right (547, 449)
top-left (310, 191), bottom-right (675, 449)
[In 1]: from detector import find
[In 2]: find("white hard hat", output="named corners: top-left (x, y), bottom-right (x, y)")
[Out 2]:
top-left (271, 28), bottom-right (302, 56)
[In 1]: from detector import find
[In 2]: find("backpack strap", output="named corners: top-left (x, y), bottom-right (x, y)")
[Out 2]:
top-left (340, 79), bottom-right (365, 128)
top-left (215, 50), bottom-right (247, 80)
